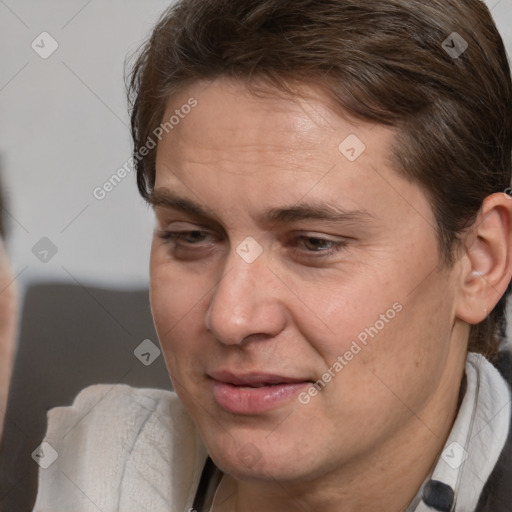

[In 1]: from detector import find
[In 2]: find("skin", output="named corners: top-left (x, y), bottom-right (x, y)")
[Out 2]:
top-left (148, 77), bottom-right (512, 512)
top-left (0, 238), bottom-right (17, 440)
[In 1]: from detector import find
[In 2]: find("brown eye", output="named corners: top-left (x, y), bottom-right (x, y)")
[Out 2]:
top-left (300, 237), bottom-right (338, 252)
top-left (293, 236), bottom-right (348, 255)
top-left (157, 230), bottom-right (213, 246)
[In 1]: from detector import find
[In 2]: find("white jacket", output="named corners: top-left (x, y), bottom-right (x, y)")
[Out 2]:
top-left (32, 352), bottom-right (511, 512)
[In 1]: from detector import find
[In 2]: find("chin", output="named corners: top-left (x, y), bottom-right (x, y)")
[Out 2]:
top-left (216, 454), bottom-right (295, 481)
top-left (204, 433), bottom-right (311, 482)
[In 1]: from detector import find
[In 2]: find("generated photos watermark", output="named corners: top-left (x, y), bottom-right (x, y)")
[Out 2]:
top-left (298, 301), bottom-right (403, 405)
top-left (92, 97), bottom-right (198, 201)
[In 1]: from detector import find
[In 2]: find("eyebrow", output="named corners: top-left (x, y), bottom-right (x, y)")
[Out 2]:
top-left (148, 189), bottom-right (374, 226)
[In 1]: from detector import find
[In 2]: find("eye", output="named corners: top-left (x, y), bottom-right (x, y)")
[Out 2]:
top-left (157, 229), bottom-right (214, 246)
top-left (291, 235), bottom-right (349, 257)
top-left (156, 228), bottom-right (349, 262)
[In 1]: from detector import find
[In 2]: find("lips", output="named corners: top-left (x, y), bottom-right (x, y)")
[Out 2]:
top-left (208, 370), bottom-right (312, 414)
top-left (209, 371), bottom-right (309, 387)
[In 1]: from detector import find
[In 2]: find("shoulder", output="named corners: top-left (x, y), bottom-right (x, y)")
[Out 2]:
top-left (42, 383), bottom-right (190, 441)
top-left (33, 384), bottom-right (208, 512)
top-left (476, 349), bottom-right (512, 511)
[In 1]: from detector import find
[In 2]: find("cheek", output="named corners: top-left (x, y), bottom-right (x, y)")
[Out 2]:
top-left (296, 262), bottom-right (455, 403)
top-left (150, 247), bottom-right (199, 331)
top-left (326, 276), bottom-right (455, 416)
top-left (149, 259), bottom-right (211, 374)
top-left (288, 271), bottom-right (404, 364)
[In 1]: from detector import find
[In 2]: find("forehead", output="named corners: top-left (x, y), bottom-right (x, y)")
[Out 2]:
top-left (153, 78), bottom-right (435, 233)
top-left (156, 78), bottom-right (393, 177)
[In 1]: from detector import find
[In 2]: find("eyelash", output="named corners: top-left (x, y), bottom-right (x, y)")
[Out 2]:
top-left (156, 230), bottom-right (349, 258)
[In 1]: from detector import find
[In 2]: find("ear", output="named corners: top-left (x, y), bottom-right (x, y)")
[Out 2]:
top-left (455, 192), bottom-right (512, 325)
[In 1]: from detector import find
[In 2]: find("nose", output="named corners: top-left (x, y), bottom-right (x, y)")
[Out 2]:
top-left (204, 246), bottom-right (287, 346)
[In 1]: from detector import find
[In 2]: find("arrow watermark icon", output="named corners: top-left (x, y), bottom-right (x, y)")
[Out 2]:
top-left (339, 134), bottom-right (366, 162)
top-left (134, 339), bottom-right (161, 366)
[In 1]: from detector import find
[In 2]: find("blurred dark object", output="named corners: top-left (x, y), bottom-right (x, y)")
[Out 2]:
top-left (0, 164), bottom-right (7, 240)
top-left (0, 283), bottom-right (171, 511)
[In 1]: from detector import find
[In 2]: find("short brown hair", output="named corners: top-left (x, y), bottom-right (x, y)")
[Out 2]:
top-left (128, 0), bottom-right (512, 361)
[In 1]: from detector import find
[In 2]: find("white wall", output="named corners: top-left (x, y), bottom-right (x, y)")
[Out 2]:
top-left (493, 0), bottom-right (512, 50)
top-left (1, 0), bottom-right (512, 298)
top-left (0, 0), bottom-right (171, 295)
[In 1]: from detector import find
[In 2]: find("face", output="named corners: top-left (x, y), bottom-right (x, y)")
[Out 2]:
top-left (149, 78), bottom-right (464, 483)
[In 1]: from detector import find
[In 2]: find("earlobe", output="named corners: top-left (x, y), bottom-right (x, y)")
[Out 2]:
top-left (455, 193), bottom-right (512, 325)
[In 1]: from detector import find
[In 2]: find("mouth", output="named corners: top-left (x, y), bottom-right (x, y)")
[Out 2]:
top-left (208, 371), bottom-right (313, 414)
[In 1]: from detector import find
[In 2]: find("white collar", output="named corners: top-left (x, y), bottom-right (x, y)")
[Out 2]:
top-left (408, 352), bottom-right (511, 512)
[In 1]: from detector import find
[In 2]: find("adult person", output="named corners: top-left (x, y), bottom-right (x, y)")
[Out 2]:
top-left (0, 180), bottom-right (17, 443)
top-left (33, 0), bottom-right (512, 510)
